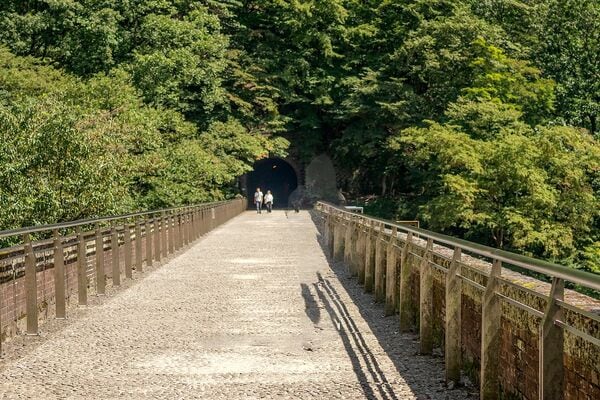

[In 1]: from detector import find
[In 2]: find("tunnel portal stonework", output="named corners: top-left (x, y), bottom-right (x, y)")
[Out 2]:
top-left (241, 153), bottom-right (342, 209)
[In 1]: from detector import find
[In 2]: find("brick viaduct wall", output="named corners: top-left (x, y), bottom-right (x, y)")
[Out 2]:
top-left (0, 236), bottom-right (146, 340)
top-left (0, 199), bottom-right (246, 345)
top-left (321, 207), bottom-right (600, 400)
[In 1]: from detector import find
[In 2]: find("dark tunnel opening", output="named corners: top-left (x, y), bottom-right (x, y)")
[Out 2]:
top-left (247, 158), bottom-right (298, 208)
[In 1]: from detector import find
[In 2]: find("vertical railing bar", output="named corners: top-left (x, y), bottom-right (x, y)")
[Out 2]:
top-left (445, 247), bottom-right (462, 384)
top-left (76, 226), bottom-right (87, 306)
top-left (135, 217), bottom-right (143, 274)
top-left (111, 224), bottom-right (120, 287)
top-left (23, 233), bottom-right (38, 335)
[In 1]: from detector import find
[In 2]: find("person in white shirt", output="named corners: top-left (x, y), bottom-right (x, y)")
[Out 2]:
top-left (254, 188), bottom-right (264, 214)
top-left (264, 190), bottom-right (274, 213)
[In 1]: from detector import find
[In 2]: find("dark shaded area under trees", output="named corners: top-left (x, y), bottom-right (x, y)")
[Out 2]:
top-left (0, 0), bottom-right (598, 273)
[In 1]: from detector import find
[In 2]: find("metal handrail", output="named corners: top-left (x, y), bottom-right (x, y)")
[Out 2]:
top-left (316, 201), bottom-right (600, 291)
top-left (0, 200), bottom-right (230, 239)
top-left (0, 198), bottom-right (247, 350)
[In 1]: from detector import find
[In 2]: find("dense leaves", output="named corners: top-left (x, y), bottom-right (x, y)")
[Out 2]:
top-left (0, 0), bottom-right (598, 273)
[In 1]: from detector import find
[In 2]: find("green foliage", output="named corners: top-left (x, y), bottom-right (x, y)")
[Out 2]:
top-left (0, 0), bottom-right (599, 275)
top-left (390, 108), bottom-right (600, 259)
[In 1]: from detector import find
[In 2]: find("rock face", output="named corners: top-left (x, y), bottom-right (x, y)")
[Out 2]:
top-left (304, 154), bottom-right (340, 205)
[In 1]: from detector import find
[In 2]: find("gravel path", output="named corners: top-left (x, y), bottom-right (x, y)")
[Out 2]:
top-left (0, 211), bottom-right (473, 399)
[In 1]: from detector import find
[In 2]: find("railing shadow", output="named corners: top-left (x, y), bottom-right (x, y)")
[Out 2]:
top-left (307, 210), bottom-right (475, 399)
top-left (312, 272), bottom-right (400, 400)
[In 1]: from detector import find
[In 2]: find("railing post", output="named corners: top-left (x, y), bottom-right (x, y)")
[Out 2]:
top-left (364, 220), bottom-right (376, 292)
top-left (345, 218), bottom-right (356, 275)
top-left (76, 227), bottom-right (88, 305)
top-left (154, 213), bottom-right (161, 263)
top-left (481, 259), bottom-right (502, 399)
top-left (194, 207), bottom-right (200, 239)
top-left (184, 210), bottom-right (190, 246)
top-left (161, 211), bottom-right (168, 257)
top-left (399, 232), bottom-right (414, 331)
top-left (23, 233), bottom-right (38, 335)
top-left (168, 212), bottom-right (175, 255)
top-left (145, 218), bottom-right (153, 268)
top-left (200, 208), bottom-right (206, 236)
top-left (326, 213), bottom-right (334, 256)
top-left (374, 223), bottom-right (386, 303)
top-left (210, 207), bottom-right (216, 231)
top-left (385, 227), bottom-right (399, 316)
top-left (111, 224), bottom-right (121, 286)
top-left (95, 223), bottom-right (105, 295)
top-left (135, 217), bottom-right (143, 273)
top-left (357, 219), bottom-right (366, 284)
top-left (177, 213), bottom-right (183, 250)
top-left (53, 229), bottom-right (66, 318)
top-left (419, 238), bottom-right (434, 354)
top-left (124, 221), bottom-right (133, 279)
top-left (385, 226), bottom-right (398, 316)
top-left (445, 247), bottom-right (462, 384)
top-left (192, 208), bottom-right (197, 239)
top-left (539, 277), bottom-right (564, 400)
top-left (333, 215), bottom-right (345, 261)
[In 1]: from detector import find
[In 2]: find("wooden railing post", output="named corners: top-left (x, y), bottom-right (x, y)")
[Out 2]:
top-left (539, 277), bottom-right (564, 400)
top-left (399, 232), bottom-right (414, 331)
top-left (481, 259), bottom-right (502, 399)
top-left (177, 213), bottom-right (183, 250)
top-left (135, 217), bottom-right (143, 273)
top-left (53, 229), bottom-right (66, 319)
top-left (326, 213), bottom-right (334, 256)
top-left (374, 223), bottom-right (386, 303)
top-left (419, 239), bottom-right (434, 354)
top-left (95, 223), bottom-right (105, 295)
top-left (124, 222), bottom-right (133, 279)
top-left (344, 216), bottom-right (354, 271)
top-left (145, 218), bottom-right (153, 268)
top-left (350, 219), bottom-right (361, 277)
top-left (154, 214), bottom-right (161, 263)
top-left (23, 233), bottom-right (38, 335)
top-left (76, 227), bottom-right (88, 305)
top-left (168, 212), bottom-right (175, 255)
top-left (183, 209), bottom-right (190, 246)
top-left (445, 247), bottom-right (462, 384)
top-left (161, 211), bottom-right (168, 257)
top-left (194, 208), bottom-right (200, 239)
top-left (357, 219), bottom-right (366, 284)
top-left (200, 208), bottom-right (206, 236)
top-left (364, 220), bottom-right (376, 292)
top-left (385, 227), bottom-right (399, 316)
top-left (333, 215), bottom-right (344, 261)
top-left (111, 224), bottom-right (121, 286)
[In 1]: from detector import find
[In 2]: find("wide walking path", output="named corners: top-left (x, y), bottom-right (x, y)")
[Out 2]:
top-left (0, 211), bottom-right (472, 399)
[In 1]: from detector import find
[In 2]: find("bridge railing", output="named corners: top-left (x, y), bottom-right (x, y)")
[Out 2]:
top-left (315, 201), bottom-right (600, 400)
top-left (0, 198), bottom-right (246, 352)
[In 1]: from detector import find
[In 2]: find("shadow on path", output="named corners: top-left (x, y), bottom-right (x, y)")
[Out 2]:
top-left (313, 272), bottom-right (399, 400)
top-left (308, 211), bottom-right (476, 400)
top-left (301, 282), bottom-right (321, 325)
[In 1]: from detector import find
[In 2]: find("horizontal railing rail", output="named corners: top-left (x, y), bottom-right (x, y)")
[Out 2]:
top-left (315, 201), bottom-right (600, 400)
top-left (0, 200), bottom-right (231, 239)
top-left (0, 198), bottom-right (246, 354)
top-left (319, 202), bottom-right (600, 291)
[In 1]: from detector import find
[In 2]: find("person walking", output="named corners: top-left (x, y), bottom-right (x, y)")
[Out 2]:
top-left (254, 188), bottom-right (264, 214)
top-left (264, 190), bottom-right (274, 213)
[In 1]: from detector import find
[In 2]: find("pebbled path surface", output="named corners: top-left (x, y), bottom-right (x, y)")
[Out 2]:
top-left (0, 211), bottom-right (473, 399)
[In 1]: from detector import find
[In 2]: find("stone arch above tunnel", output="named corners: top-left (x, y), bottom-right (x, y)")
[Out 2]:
top-left (244, 158), bottom-right (299, 208)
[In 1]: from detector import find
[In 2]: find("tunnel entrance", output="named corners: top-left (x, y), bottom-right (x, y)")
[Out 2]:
top-left (247, 158), bottom-right (298, 208)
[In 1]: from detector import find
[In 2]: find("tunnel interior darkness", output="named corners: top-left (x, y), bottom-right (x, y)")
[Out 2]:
top-left (247, 158), bottom-right (298, 208)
